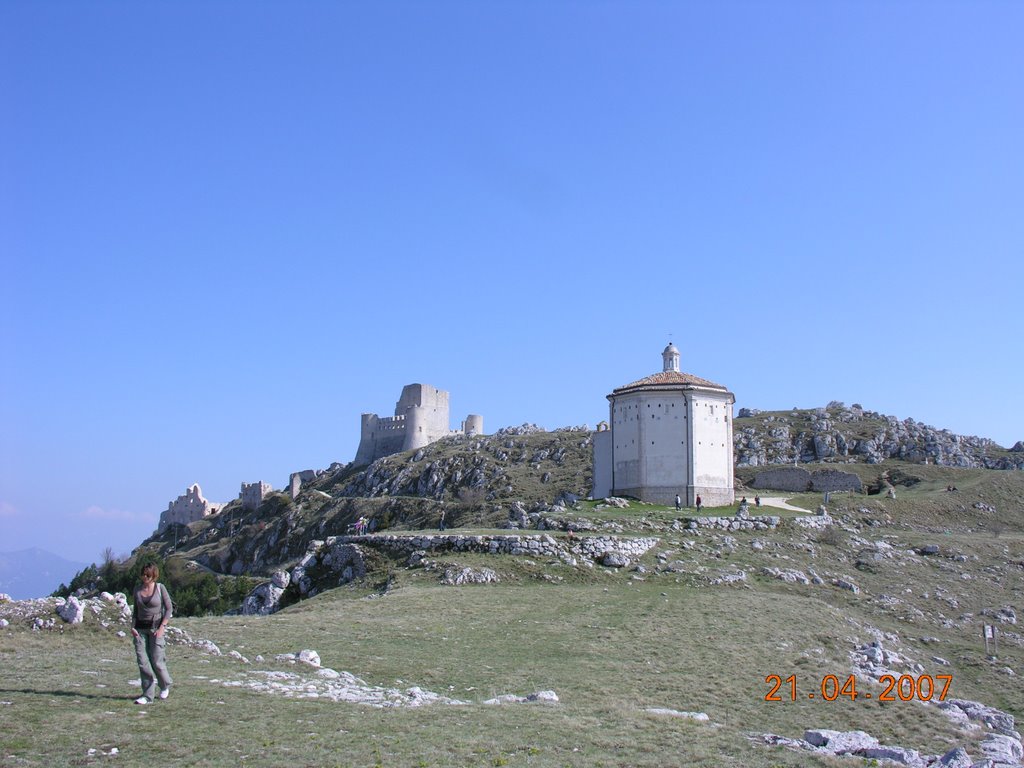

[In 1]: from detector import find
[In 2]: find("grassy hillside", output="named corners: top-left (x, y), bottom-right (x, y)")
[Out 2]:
top-left (4, 464), bottom-right (1022, 767)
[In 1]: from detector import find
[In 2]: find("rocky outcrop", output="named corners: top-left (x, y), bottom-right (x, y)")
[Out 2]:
top-left (0, 592), bottom-right (133, 631)
top-left (735, 404), bottom-right (1023, 469)
top-left (442, 567), bottom-right (498, 585)
top-left (335, 427), bottom-right (592, 503)
top-left (760, 714), bottom-right (1024, 767)
top-left (240, 570), bottom-right (291, 616)
top-left (237, 532), bottom-right (661, 615)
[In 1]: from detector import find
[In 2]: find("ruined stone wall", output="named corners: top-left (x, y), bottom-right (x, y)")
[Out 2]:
top-left (750, 467), bottom-right (862, 493)
top-left (355, 383), bottom-right (483, 465)
top-left (240, 481), bottom-right (273, 511)
top-left (158, 483), bottom-right (221, 532)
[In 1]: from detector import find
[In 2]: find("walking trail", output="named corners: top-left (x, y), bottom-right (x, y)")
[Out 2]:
top-left (749, 496), bottom-right (812, 513)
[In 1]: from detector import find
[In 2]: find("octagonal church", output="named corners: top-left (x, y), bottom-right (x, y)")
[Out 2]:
top-left (592, 344), bottom-right (736, 507)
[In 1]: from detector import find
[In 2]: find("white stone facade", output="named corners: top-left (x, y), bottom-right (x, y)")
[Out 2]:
top-left (240, 481), bottom-right (274, 511)
top-left (158, 483), bottom-right (223, 533)
top-left (355, 383), bottom-right (483, 465)
top-left (593, 344), bottom-right (735, 507)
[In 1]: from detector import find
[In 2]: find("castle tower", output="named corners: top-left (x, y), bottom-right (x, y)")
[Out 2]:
top-left (355, 383), bottom-right (481, 465)
top-left (462, 414), bottom-right (484, 436)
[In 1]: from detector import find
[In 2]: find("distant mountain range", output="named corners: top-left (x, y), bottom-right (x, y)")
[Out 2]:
top-left (0, 548), bottom-right (89, 600)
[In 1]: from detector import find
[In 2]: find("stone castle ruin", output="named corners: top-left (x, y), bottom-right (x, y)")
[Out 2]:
top-left (355, 383), bottom-right (483, 466)
top-left (240, 481), bottom-right (274, 511)
top-left (157, 483), bottom-right (224, 533)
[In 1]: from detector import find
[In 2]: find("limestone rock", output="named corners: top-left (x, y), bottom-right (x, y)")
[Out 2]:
top-left (939, 699), bottom-right (1018, 737)
top-left (936, 747), bottom-right (973, 767)
top-left (803, 729), bottom-right (879, 753)
top-left (601, 552), bottom-right (630, 568)
top-left (57, 596), bottom-right (85, 624)
top-left (645, 708), bottom-right (710, 722)
top-left (241, 582), bottom-right (286, 616)
top-left (483, 689), bottom-right (559, 705)
top-left (862, 746), bottom-right (921, 765)
top-left (762, 567), bottom-right (811, 585)
top-left (442, 567), bottom-right (498, 586)
top-left (978, 733), bottom-right (1023, 765)
top-left (736, 405), bottom-right (1024, 469)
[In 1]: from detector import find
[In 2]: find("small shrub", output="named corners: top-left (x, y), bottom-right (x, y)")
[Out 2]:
top-left (817, 526), bottom-right (845, 547)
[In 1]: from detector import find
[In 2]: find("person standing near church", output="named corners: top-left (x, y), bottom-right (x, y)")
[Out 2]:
top-left (675, 494), bottom-right (681, 511)
top-left (131, 563), bottom-right (173, 704)
top-left (696, 495), bottom-right (702, 513)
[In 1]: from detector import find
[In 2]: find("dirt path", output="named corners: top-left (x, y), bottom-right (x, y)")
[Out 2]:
top-left (749, 496), bottom-right (811, 513)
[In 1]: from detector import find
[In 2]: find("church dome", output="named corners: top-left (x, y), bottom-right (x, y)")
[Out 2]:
top-left (609, 343), bottom-right (729, 396)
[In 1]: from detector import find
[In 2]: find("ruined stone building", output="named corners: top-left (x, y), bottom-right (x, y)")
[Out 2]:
top-left (592, 343), bottom-right (736, 507)
top-left (157, 483), bottom-right (224, 532)
top-left (354, 383), bottom-right (483, 465)
top-left (240, 480), bottom-right (273, 511)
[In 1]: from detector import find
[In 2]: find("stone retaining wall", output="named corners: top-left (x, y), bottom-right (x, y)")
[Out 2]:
top-left (681, 515), bottom-right (780, 532)
top-left (750, 467), bottom-right (862, 493)
top-left (330, 533), bottom-right (659, 563)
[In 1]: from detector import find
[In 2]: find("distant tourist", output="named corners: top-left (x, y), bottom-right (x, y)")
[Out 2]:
top-left (131, 563), bottom-right (173, 705)
top-left (439, 509), bottom-right (447, 531)
top-left (675, 494), bottom-right (681, 511)
top-left (754, 495), bottom-right (761, 507)
top-left (696, 495), bottom-right (703, 513)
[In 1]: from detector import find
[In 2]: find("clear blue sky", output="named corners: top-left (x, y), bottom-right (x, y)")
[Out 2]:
top-left (2, 1), bottom-right (1022, 567)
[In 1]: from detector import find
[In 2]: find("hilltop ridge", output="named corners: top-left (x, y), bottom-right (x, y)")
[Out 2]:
top-left (735, 402), bottom-right (1023, 470)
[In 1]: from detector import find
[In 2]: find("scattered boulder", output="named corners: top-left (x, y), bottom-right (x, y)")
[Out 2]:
top-left (936, 747), bottom-right (973, 768)
top-left (56, 596), bottom-right (85, 625)
top-left (241, 581), bottom-right (287, 616)
top-left (645, 708), bottom-right (710, 722)
top-left (601, 552), bottom-right (630, 568)
top-left (483, 690), bottom-right (558, 705)
top-left (441, 567), bottom-right (498, 586)
top-left (275, 649), bottom-right (322, 667)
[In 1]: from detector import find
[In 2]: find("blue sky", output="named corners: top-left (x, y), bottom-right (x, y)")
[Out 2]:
top-left (2, 1), bottom-right (1022, 568)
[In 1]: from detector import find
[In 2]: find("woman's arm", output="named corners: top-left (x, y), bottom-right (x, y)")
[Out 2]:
top-left (157, 584), bottom-right (173, 635)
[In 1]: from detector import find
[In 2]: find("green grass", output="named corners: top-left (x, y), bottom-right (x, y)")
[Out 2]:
top-left (4, 514), bottom-right (1022, 768)
top-left (12, 445), bottom-right (1024, 766)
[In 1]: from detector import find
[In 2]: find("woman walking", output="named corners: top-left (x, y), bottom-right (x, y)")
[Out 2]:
top-left (131, 563), bottom-right (173, 704)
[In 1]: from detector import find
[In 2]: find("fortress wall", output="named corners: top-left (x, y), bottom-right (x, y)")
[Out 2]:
top-left (158, 484), bottom-right (219, 533)
top-left (750, 467), bottom-right (813, 492)
top-left (357, 384), bottom-right (484, 465)
top-left (240, 481), bottom-right (273, 511)
top-left (750, 467), bottom-right (862, 493)
top-left (809, 469), bottom-right (863, 493)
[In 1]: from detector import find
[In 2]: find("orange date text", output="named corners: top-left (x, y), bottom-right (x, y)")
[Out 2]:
top-left (764, 674), bottom-right (952, 702)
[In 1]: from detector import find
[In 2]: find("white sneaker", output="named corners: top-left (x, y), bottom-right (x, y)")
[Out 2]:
top-left (159, 688), bottom-right (169, 700)
top-left (134, 696), bottom-right (151, 705)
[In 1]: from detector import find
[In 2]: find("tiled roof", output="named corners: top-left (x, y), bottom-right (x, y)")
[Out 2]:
top-left (612, 370), bottom-right (727, 394)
